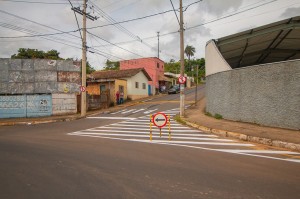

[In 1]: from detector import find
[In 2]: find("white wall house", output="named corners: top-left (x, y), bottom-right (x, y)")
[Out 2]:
top-left (124, 70), bottom-right (150, 100)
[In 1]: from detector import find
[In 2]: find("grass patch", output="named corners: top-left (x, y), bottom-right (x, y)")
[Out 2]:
top-left (174, 115), bottom-right (186, 125)
top-left (214, 113), bottom-right (223, 119)
top-left (205, 112), bottom-right (212, 117)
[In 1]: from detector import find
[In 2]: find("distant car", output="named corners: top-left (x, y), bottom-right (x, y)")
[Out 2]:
top-left (168, 85), bottom-right (180, 94)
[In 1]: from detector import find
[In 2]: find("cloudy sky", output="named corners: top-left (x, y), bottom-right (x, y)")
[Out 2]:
top-left (0, 0), bottom-right (299, 70)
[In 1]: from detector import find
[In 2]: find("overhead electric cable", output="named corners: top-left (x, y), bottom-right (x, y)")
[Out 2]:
top-left (169, 0), bottom-right (180, 25)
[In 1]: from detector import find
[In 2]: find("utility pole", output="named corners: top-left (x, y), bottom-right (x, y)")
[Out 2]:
top-left (81, 0), bottom-right (87, 117)
top-left (195, 65), bottom-right (198, 106)
top-left (179, 0), bottom-right (185, 117)
top-left (71, 0), bottom-right (97, 117)
top-left (157, 31), bottom-right (160, 59)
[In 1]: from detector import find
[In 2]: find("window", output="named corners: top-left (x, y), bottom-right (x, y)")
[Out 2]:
top-left (157, 63), bottom-right (159, 68)
top-left (135, 82), bottom-right (139, 88)
top-left (142, 83), bottom-right (146, 89)
top-left (100, 85), bottom-right (106, 92)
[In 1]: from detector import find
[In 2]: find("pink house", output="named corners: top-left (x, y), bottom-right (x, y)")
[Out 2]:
top-left (120, 57), bottom-right (166, 95)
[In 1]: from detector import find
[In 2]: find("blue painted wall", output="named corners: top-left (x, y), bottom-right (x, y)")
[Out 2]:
top-left (26, 95), bottom-right (52, 117)
top-left (0, 95), bottom-right (26, 118)
top-left (0, 94), bottom-right (52, 118)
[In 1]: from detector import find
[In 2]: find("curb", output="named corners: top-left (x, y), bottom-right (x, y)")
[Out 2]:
top-left (182, 119), bottom-right (300, 153)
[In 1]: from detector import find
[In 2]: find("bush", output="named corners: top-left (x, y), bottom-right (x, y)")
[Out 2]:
top-left (214, 113), bottom-right (223, 119)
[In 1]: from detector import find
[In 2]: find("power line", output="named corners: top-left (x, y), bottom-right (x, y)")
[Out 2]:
top-left (1, 0), bottom-right (69, 4)
top-left (87, 0), bottom-right (202, 30)
top-left (169, 0), bottom-right (180, 25)
top-left (0, 29), bottom-right (80, 38)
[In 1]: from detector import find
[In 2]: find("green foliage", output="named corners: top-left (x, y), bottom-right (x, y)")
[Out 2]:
top-left (103, 59), bottom-right (120, 71)
top-left (164, 58), bottom-right (205, 82)
top-left (11, 48), bottom-right (63, 60)
top-left (205, 112), bottom-right (212, 117)
top-left (184, 45), bottom-right (196, 60)
top-left (174, 115), bottom-right (187, 125)
top-left (214, 113), bottom-right (223, 120)
top-left (86, 62), bottom-right (95, 74)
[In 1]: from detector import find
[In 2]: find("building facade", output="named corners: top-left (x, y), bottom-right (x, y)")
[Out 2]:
top-left (120, 57), bottom-right (165, 95)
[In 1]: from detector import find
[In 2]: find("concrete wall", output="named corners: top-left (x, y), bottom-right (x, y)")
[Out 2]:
top-left (0, 94), bottom-right (52, 118)
top-left (52, 93), bottom-right (77, 115)
top-left (0, 58), bottom-right (80, 118)
top-left (205, 40), bottom-right (232, 76)
top-left (0, 58), bottom-right (81, 94)
top-left (206, 59), bottom-right (300, 130)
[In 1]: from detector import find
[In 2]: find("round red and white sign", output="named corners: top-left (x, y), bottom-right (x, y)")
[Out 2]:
top-left (152, 112), bottom-right (167, 128)
top-left (80, 86), bottom-right (86, 92)
top-left (178, 76), bottom-right (186, 84)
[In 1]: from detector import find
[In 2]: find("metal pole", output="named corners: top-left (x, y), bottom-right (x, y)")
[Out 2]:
top-left (195, 65), bottom-right (198, 106)
top-left (157, 31), bottom-right (160, 59)
top-left (81, 0), bottom-right (87, 117)
top-left (179, 0), bottom-right (185, 117)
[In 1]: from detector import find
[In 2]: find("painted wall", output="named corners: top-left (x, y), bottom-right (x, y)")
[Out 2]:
top-left (0, 58), bottom-right (81, 94)
top-left (52, 93), bottom-right (77, 115)
top-left (0, 94), bottom-right (52, 118)
top-left (0, 58), bottom-right (81, 118)
top-left (206, 59), bottom-right (300, 130)
top-left (205, 40), bottom-right (232, 76)
top-left (120, 57), bottom-right (164, 90)
top-left (125, 71), bottom-right (149, 100)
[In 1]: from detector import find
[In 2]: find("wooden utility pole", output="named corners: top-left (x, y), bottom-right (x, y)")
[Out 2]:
top-left (71, 0), bottom-right (97, 117)
top-left (81, 0), bottom-right (87, 117)
top-left (179, 0), bottom-right (185, 117)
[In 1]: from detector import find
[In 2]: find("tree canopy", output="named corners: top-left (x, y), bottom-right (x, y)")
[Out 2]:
top-left (103, 60), bottom-right (120, 71)
top-left (11, 48), bottom-right (63, 60)
top-left (184, 45), bottom-right (196, 60)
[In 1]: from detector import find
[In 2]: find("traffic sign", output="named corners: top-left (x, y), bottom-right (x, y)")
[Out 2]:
top-left (152, 112), bottom-right (167, 128)
top-left (178, 76), bottom-right (186, 84)
top-left (80, 86), bottom-right (86, 92)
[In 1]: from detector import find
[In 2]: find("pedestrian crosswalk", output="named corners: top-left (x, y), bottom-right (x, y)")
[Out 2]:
top-left (109, 106), bottom-right (190, 116)
top-left (69, 108), bottom-right (300, 163)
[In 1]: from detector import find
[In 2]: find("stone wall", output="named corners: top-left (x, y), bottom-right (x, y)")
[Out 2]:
top-left (0, 58), bottom-right (80, 118)
top-left (206, 59), bottom-right (300, 130)
top-left (0, 58), bottom-right (81, 94)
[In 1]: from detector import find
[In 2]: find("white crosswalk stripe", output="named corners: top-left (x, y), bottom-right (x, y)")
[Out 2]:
top-left (69, 108), bottom-right (300, 163)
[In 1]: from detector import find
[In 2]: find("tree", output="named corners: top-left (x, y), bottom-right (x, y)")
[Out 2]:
top-left (86, 62), bottom-right (96, 74)
top-left (11, 48), bottom-right (63, 60)
top-left (184, 45), bottom-right (196, 71)
top-left (103, 60), bottom-right (120, 71)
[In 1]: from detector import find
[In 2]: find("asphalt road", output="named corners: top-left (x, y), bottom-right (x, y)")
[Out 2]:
top-left (1, 85), bottom-right (299, 199)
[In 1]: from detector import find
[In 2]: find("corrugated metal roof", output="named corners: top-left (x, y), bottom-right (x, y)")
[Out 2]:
top-left (215, 16), bottom-right (300, 68)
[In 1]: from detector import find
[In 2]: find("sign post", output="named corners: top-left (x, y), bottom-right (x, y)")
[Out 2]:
top-left (150, 112), bottom-right (171, 141)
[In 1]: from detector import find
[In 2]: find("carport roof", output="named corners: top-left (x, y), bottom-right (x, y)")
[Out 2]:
top-left (214, 16), bottom-right (300, 69)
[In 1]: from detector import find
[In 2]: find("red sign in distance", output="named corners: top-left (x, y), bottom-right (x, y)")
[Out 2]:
top-left (152, 112), bottom-right (168, 128)
top-left (178, 76), bottom-right (186, 84)
top-left (80, 86), bottom-right (86, 92)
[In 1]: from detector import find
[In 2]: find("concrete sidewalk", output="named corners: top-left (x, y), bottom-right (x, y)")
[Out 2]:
top-left (181, 98), bottom-right (300, 152)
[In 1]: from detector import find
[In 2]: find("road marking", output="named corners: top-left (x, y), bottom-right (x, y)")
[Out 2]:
top-left (218, 149), bottom-right (300, 155)
top-left (97, 126), bottom-right (205, 133)
top-left (132, 109), bottom-right (145, 113)
top-left (121, 109), bottom-right (136, 114)
top-left (71, 132), bottom-right (232, 141)
top-left (110, 109), bottom-right (127, 115)
top-left (110, 123), bottom-right (185, 127)
top-left (87, 117), bottom-right (136, 120)
top-left (143, 109), bottom-right (158, 114)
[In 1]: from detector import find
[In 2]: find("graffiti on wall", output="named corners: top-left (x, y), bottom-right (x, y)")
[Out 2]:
top-left (26, 95), bottom-right (52, 117)
top-left (0, 95), bottom-right (26, 118)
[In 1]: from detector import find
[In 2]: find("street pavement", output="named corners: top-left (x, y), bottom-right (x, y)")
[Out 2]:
top-left (1, 85), bottom-right (300, 198)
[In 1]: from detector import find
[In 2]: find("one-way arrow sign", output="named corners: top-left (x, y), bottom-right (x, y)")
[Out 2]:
top-left (152, 112), bottom-right (167, 128)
